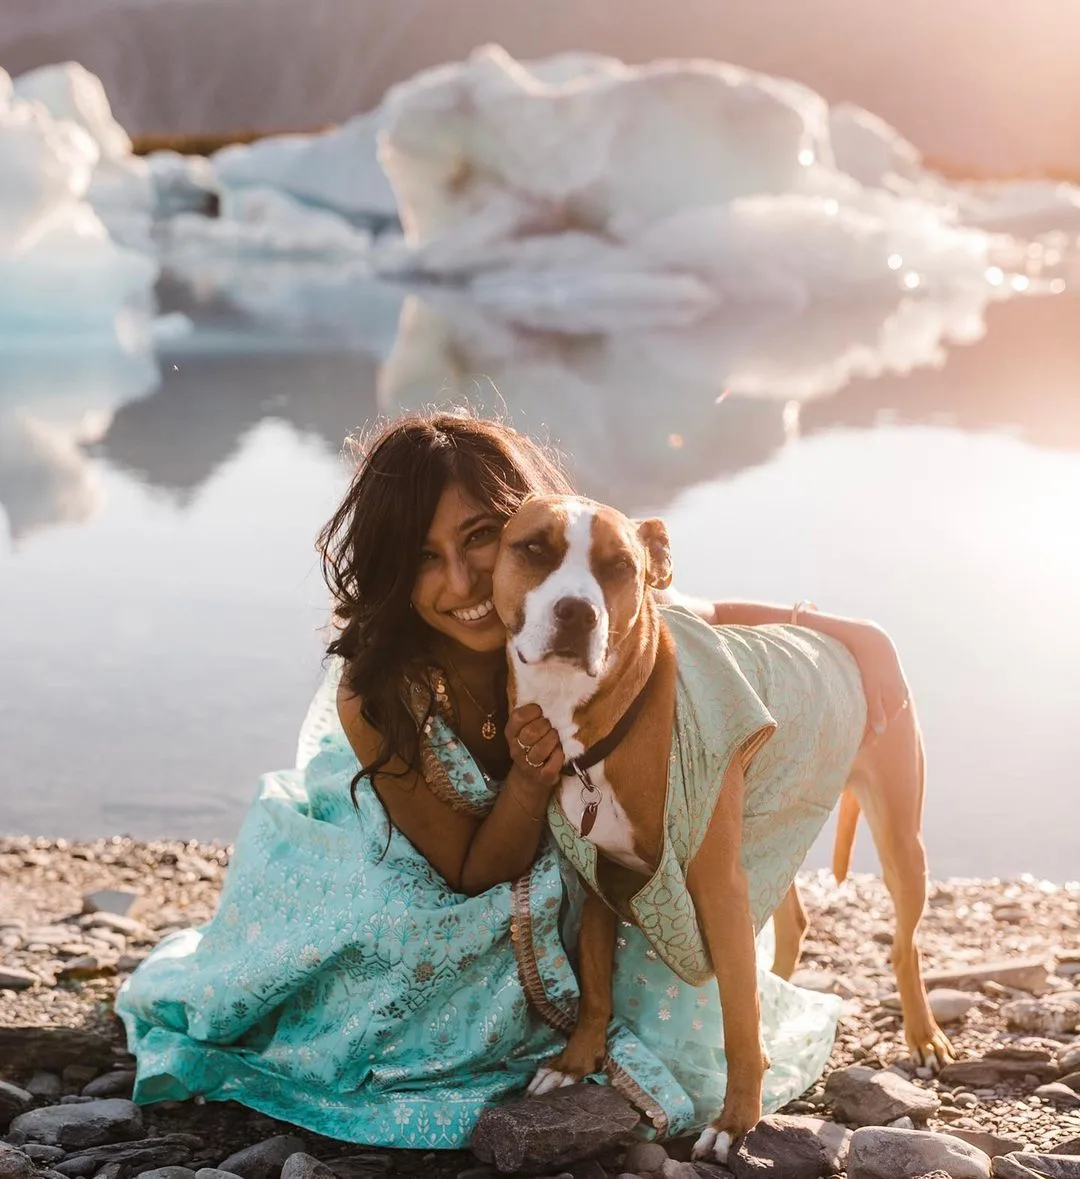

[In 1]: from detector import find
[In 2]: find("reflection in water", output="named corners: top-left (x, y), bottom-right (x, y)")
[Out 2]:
top-left (2, 281), bottom-right (1079, 868)
top-left (5, 281), bottom-right (1077, 542)
top-left (0, 348), bottom-right (158, 543)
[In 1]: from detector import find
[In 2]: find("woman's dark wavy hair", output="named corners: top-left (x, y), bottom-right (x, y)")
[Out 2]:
top-left (317, 410), bottom-right (574, 792)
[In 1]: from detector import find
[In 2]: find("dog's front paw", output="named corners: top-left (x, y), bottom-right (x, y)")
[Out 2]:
top-left (526, 1064), bottom-right (580, 1096)
top-left (691, 1126), bottom-right (735, 1164)
top-left (691, 1099), bottom-right (761, 1163)
top-left (526, 1034), bottom-right (606, 1097)
top-left (907, 1023), bottom-right (956, 1073)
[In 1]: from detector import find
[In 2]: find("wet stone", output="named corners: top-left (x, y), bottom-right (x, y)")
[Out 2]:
top-left (846, 1127), bottom-right (991, 1179)
top-left (470, 1083), bottom-right (639, 1173)
top-left (730, 1113), bottom-right (851, 1178)
top-left (80, 1072), bottom-right (135, 1100)
top-left (216, 1136), bottom-right (307, 1179)
top-left (824, 1064), bottom-right (940, 1126)
top-left (280, 1155), bottom-right (337, 1179)
top-left (0, 1147), bottom-right (36, 1179)
top-left (8, 1099), bottom-right (144, 1149)
top-left (0, 1084), bottom-right (33, 1131)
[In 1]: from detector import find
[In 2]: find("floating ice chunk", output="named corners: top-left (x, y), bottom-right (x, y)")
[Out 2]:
top-left (381, 43), bottom-right (832, 248)
top-left (162, 185), bottom-right (372, 259)
top-left (0, 66), bottom-right (158, 344)
top-left (13, 62), bottom-right (155, 249)
top-left (13, 61), bottom-right (132, 161)
top-left (829, 101), bottom-right (924, 189)
top-left (213, 109), bottom-right (398, 226)
top-left (144, 150), bottom-right (220, 218)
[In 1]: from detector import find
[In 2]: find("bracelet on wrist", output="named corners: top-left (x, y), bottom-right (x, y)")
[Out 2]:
top-left (791, 599), bottom-right (818, 625)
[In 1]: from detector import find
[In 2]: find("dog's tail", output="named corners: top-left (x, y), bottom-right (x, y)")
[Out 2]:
top-left (832, 788), bottom-right (860, 882)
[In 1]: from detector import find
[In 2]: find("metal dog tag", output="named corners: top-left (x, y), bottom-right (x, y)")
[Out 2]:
top-left (580, 799), bottom-right (599, 838)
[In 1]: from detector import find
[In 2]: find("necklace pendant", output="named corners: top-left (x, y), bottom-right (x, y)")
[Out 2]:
top-left (481, 715), bottom-right (497, 741)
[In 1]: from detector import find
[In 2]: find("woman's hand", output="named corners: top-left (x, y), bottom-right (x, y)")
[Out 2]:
top-left (835, 619), bottom-right (911, 747)
top-left (506, 703), bottom-right (565, 791)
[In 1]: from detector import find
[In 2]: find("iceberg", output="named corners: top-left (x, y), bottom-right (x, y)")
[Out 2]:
top-left (0, 65), bottom-right (158, 346)
top-left (370, 44), bottom-right (1076, 313)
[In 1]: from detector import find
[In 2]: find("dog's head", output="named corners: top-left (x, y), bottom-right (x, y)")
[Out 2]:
top-left (493, 495), bottom-right (672, 679)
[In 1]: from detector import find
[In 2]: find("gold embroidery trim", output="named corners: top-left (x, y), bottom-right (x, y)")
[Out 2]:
top-left (404, 672), bottom-right (491, 817)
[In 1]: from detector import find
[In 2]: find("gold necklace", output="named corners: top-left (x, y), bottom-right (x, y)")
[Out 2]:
top-left (445, 658), bottom-right (500, 741)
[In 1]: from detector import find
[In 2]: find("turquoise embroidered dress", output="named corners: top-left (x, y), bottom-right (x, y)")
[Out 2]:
top-left (115, 628), bottom-right (846, 1148)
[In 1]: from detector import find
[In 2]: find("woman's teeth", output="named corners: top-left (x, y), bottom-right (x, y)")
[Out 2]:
top-left (452, 599), bottom-right (495, 623)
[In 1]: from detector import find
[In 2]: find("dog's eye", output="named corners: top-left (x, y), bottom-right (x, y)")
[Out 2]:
top-left (514, 539), bottom-right (548, 559)
top-left (605, 556), bottom-right (633, 574)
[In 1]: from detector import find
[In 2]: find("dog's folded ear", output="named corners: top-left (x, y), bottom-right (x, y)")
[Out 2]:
top-left (636, 518), bottom-right (673, 590)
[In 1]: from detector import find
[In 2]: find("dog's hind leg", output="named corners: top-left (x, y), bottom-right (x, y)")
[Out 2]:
top-left (850, 704), bottom-right (954, 1069)
top-left (770, 883), bottom-right (808, 979)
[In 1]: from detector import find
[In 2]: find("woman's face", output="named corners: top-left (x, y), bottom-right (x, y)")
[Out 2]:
top-left (412, 483), bottom-right (507, 654)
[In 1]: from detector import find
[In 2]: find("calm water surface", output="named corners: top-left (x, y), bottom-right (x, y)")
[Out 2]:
top-left (2, 280), bottom-right (1079, 880)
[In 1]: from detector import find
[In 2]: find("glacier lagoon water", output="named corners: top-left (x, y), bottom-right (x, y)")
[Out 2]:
top-left (2, 285), bottom-right (1079, 881)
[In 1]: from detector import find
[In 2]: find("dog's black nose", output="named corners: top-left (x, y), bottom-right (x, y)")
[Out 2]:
top-left (553, 597), bottom-right (599, 630)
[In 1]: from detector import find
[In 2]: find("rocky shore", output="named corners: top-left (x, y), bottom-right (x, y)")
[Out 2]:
top-left (1, 837), bottom-right (1078, 1179)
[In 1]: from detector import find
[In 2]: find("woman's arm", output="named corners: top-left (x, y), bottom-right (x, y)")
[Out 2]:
top-left (660, 588), bottom-right (910, 743)
top-left (337, 688), bottom-right (561, 896)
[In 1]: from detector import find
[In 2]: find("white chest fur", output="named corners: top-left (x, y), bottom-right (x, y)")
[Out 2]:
top-left (557, 760), bottom-right (652, 875)
top-left (511, 653), bottom-right (651, 876)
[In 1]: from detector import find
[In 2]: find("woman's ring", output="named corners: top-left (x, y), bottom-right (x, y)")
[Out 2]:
top-left (524, 750), bottom-right (546, 770)
top-left (515, 736), bottom-right (533, 752)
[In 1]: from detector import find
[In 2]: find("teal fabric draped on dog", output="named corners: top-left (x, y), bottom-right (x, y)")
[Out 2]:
top-left (115, 651), bottom-right (842, 1147)
top-left (549, 605), bottom-right (868, 984)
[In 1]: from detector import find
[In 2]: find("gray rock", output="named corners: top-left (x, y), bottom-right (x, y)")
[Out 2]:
top-left (924, 959), bottom-right (1051, 994)
top-left (95, 1164), bottom-right (124, 1179)
top-left (137, 1169), bottom-right (197, 1179)
top-left (195, 1171), bottom-right (245, 1179)
top-left (0, 967), bottom-right (42, 992)
top-left (949, 1131), bottom-right (1027, 1160)
top-left (1059, 1072), bottom-right (1080, 1093)
top-left (1000, 998), bottom-right (1080, 1036)
top-left (54, 1135), bottom-right (198, 1177)
top-left (0, 1028), bottom-right (115, 1072)
top-left (928, 990), bottom-right (982, 1024)
top-left (62, 1066), bottom-right (99, 1089)
top-left (81, 890), bottom-right (139, 918)
top-left (1034, 1083), bottom-right (1080, 1108)
top-left (1051, 1141), bottom-right (1080, 1157)
top-left (9, 1099), bottom-right (145, 1149)
top-left (622, 1141), bottom-right (669, 1174)
top-left (939, 1058), bottom-right (1057, 1088)
top-left (320, 1156), bottom-right (392, 1179)
top-left (0, 1083), bottom-right (34, 1130)
top-left (217, 1137), bottom-right (307, 1179)
top-left (824, 1065), bottom-right (940, 1127)
top-left (26, 1073), bottom-right (63, 1099)
top-left (730, 1113), bottom-right (850, 1178)
top-left (992, 1154), bottom-right (1080, 1178)
top-left (81, 1072), bottom-right (136, 1100)
top-left (280, 1156), bottom-right (337, 1179)
top-left (847, 1128), bottom-right (991, 1179)
top-left (0, 1146), bottom-right (36, 1179)
top-left (1057, 1044), bottom-right (1080, 1077)
top-left (21, 1146), bottom-right (67, 1165)
top-left (469, 1083), bottom-right (640, 1173)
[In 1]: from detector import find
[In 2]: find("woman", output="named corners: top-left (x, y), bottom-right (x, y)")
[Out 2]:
top-left (116, 411), bottom-right (909, 1149)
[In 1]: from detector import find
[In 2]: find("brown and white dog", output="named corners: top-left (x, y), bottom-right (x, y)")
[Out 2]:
top-left (491, 494), bottom-right (953, 1163)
